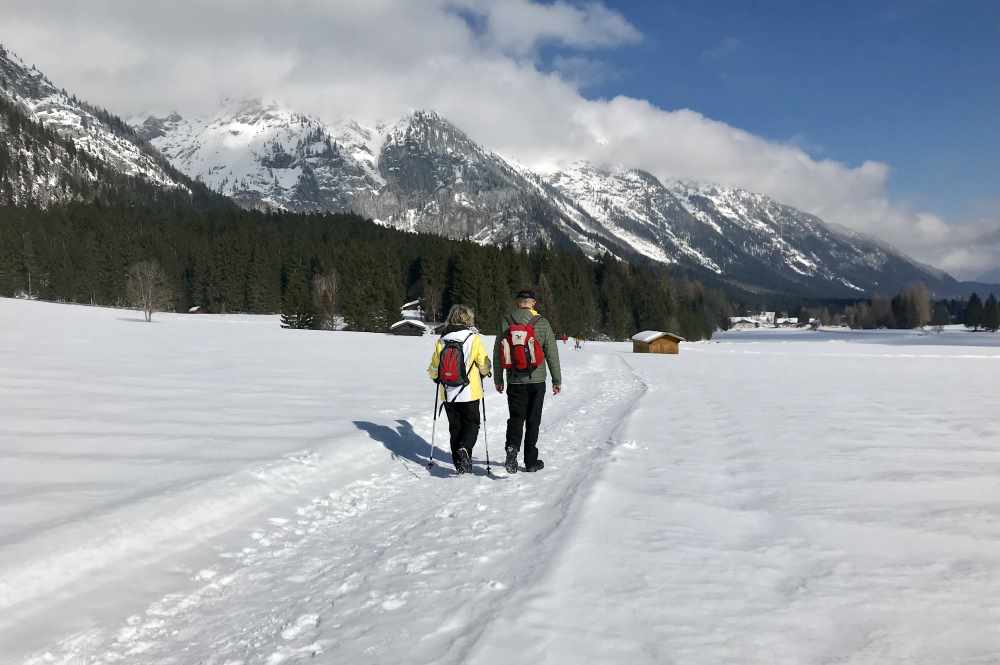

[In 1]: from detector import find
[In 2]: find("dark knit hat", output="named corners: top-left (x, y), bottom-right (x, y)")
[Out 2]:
top-left (515, 289), bottom-right (537, 300)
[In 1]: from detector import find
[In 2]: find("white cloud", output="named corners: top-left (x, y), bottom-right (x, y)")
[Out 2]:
top-left (450, 0), bottom-right (643, 54)
top-left (1, 0), bottom-right (995, 279)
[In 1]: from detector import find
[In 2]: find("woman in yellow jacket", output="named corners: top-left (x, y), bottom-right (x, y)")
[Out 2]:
top-left (427, 304), bottom-right (492, 474)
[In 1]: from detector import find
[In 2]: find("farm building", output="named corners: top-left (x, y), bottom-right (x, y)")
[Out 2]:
top-left (389, 299), bottom-right (429, 336)
top-left (389, 319), bottom-right (428, 336)
top-left (631, 330), bottom-right (685, 354)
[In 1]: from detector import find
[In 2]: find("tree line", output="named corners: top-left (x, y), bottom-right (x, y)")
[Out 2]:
top-left (787, 285), bottom-right (999, 331)
top-left (0, 203), bottom-right (731, 340)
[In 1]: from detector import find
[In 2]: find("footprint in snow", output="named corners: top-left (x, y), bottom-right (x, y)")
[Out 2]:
top-left (280, 613), bottom-right (320, 640)
top-left (381, 595), bottom-right (408, 611)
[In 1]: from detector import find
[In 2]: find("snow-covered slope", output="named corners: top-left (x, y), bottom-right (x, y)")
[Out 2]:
top-left (137, 100), bottom-right (382, 212)
top-left (546, 162), bottom-right (724, 271)
top-left (5, 298), bottom-right (1000, 664)
top-left (0, 44), bottom-right (186, 205)
top-left (547, 163), bottom-right (956, 296)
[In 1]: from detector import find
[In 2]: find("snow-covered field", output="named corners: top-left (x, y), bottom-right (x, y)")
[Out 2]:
top-left (2, 298), bottom-right (1000, 664)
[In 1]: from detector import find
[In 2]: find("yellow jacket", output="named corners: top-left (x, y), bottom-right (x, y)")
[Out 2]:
top-left (427, 328), bottom-right (492, 402)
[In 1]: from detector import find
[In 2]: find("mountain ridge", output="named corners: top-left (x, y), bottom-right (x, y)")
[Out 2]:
top-left (127, 101), bottom-right (1000, 298)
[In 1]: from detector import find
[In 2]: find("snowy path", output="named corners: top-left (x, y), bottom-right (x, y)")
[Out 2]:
top-left (477, 339), bottom-right (1000, 664)
top-left (3, 299), bottom-right (644, 664)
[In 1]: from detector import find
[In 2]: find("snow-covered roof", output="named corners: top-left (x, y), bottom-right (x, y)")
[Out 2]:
top-left (390, 319), bottom-right (428, 331)
top-left (631, 330), bottom-right (686, 344)
top-left (401, 299), bottom-right (422, 310)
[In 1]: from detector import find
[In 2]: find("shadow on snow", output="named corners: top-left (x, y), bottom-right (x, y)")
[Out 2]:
top-left (353, 419), bottom-right (503, 480)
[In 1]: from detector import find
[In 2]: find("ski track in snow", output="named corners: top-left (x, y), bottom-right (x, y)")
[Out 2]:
top-left (473, 337), bottom-right (1000, 664)
top-left (9, 302), bottom-right (643, 664)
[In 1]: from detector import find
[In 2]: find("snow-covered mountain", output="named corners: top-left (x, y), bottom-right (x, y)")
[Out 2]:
top-left (138, 104), bottom-right (608, 252)
top-left (544, 163), bottom-right (950, 295)
top-left (138, 100), bottom-right (957, 296)
top-left (135, 100), bottom-right (380, 212)
top-left (0, 44), bottom-right (965, 298)
top-left (0, 44), bottom-right (189, 205)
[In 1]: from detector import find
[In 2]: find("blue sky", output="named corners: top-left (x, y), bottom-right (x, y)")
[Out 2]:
top-left (562, 0), bottom-right (999, 221)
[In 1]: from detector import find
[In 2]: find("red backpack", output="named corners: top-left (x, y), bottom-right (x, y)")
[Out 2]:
top-left (436, 334), bottom-right (472, 387)
top-left (500, 315), bottom-right (545, 373)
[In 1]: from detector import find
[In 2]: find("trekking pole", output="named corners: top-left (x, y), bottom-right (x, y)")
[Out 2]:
top-left (482, 388), bottom-right (491, 475)
top-left (427, 385), bottom-right (439, 469)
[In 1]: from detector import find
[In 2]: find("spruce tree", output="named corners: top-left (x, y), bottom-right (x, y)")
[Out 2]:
top-left (965, 293), bottom-right (984, 331)
top-left (280, 259), bottom-right (318, 329)
top-left (983, 294), bottom-right (1000, 332)
top-left (930, 301), bottom-right (950, 328)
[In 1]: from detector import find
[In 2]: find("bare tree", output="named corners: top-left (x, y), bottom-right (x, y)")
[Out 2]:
top-left (906, 283), bottom-right (932, 328)
top-left (126, 260), bottom-right (173, 322)
top-left (312, 271), bottom-right (339, 330)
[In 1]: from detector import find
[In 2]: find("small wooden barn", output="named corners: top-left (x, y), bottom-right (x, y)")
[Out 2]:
top-left (389, 319), bottom-right (428, 336)
top-left (631, 330), bottom-right (685, 354)
top-left (389, 298), bottom-right (430, 336)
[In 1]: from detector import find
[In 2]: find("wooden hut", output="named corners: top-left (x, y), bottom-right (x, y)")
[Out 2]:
top-left (631, 330), bottom-right (685, 354)
top-left (389, 319), bottom-right (428, 336)
top-left (389, 298), bottom-right (429, 336)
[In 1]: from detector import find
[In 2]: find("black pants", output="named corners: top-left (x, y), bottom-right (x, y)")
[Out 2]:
top-left (443, 400), bottom-right (481, 461)
top-left (505, 383), bottom-right (546, 466)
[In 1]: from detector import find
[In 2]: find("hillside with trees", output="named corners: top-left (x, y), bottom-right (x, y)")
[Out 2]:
top-left (0, 203), bottom-right (730, 341)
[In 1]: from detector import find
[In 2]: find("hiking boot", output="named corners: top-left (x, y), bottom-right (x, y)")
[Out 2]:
top-left (525, 460), bottom-right (545, 473)
top-left (454, 449), bottom-right (472, 475)
top-left (504, 447), bottom-right (519, 474)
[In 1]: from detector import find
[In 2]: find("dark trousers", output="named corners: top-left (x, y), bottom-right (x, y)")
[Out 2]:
top-left (443, 400), bottom-right (481, 461)
top-left (505, 383), bottom-right (546, 466)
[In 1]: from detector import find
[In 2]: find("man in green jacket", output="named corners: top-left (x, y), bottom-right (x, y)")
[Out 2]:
top-left (493, 289), bottom-right (562, 473)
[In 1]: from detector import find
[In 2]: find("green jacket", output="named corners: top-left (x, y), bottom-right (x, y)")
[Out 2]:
top-left (493, 308), bottom-right (562, 387)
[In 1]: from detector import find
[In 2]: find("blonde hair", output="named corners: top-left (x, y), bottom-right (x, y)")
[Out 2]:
top-left (446, 304), bottom-right (475, 328)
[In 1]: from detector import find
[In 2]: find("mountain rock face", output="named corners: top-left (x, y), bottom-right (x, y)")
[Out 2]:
top-left (0, 44), bottom-right (187, 205)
